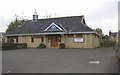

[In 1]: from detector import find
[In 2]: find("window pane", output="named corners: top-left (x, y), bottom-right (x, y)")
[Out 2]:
top-left (41, 37), bottom-right (44, 42)
top-left (31, 36), bottom-right (34, 42)
top-left (16, 37), bottom-right (18, 42)
top-left (68, 34), bottom-right (74, 38)
top-left (76, 34), bottom-right (83, 38)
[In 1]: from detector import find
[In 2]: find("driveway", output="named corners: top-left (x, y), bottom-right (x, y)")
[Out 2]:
top-left (0, 50), bottom-right (2, 74)
top-left (2, 47), bottom-right (118, 73)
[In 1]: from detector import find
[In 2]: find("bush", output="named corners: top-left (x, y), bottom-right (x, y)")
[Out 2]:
top-left (59, 43), bottom-right (65, 49)
top-left (2, 43), bottom-right (27, 50)
top-left (100, 40), bottom-right (116, 47)
top-left (37, 43), bottom-right (46, 48)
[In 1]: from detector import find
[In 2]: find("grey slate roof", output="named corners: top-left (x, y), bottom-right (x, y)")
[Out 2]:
top-left (6, 16), bottom-right (94, 35)
top-left (110, 32), bottom-right (117, 36)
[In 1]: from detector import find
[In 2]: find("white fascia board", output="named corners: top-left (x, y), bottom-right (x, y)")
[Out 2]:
top-left (5, 32), bottom-right (66, 36)
top-left (81, 17), bottom-right (84, 23)
top-left (39, 32), bottom-right (66, 35)
top-left (5, 31), bottom-right (99, 36)
top-left (68, 31), bottom-right (100, 36)
top-left (5, 34), bottom-right (33, 36)
top-left (68, 31), bottom-right (95, 34)
top-left (4, 33), bottom-right (42, 36)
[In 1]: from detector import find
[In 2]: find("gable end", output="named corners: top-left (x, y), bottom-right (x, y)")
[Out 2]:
top-left (44, 22), bottom-right (63, 31)
top-left (81, 16), bottom-right (86, 25)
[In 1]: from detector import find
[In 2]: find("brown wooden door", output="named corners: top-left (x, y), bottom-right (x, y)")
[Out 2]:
top-left (51, 35), bottom-right (58, 48)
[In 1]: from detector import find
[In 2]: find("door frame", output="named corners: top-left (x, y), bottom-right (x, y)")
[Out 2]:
top-left (50, 35), bottom-right (61, 48)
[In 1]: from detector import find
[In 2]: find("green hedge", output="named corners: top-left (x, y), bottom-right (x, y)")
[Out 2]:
top-left (2, 43), bottom-right (27, 50)
top-left (15, 43), bottom-right (27, 49)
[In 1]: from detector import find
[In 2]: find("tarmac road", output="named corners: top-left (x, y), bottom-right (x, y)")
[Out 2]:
top-left (2, 47), bottom-right (118, 73)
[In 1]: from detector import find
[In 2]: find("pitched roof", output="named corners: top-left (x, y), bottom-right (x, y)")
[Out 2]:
top-left (110, 32), bottom-right (118, 36)
top-left (5, 16), bottom-right (94, 35)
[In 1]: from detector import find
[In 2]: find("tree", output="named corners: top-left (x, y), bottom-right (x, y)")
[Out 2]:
top-left (6, 18), bottom-right (26, 32)
top-left (95, 28), bottom-right (104, 41)
top-left (95, 28), bottom-right (103, 35)
top-left (44, 12), bottom-right (52, 19)
top-left (102, 35), bottom-right (109, 40)
top-left (44, 12), bottom-right (57, 19)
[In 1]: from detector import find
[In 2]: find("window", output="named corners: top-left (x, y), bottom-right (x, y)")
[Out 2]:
top-left (31, 36), bottom-right (34, 42)
top-left (34, 35), bottom-right (42, 38)
top-left (68, 34), bottom-right (74, 38)
top-left (47, 25), bottom-right (60, 31)
top-left (76, 34), bottom-right (83, 38)
top-left (16, 37), bottom-right (18, 42)
top-left (41, 37), bottom-right (44, 42)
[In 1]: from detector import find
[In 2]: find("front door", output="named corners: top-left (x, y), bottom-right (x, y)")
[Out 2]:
top-left (51, 35), bottom-right (59, 48)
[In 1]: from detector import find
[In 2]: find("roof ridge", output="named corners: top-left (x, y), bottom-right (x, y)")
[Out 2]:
top-left (27, 15), bottom-right (84, 21)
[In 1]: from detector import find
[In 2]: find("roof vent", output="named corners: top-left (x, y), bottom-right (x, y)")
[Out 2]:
top-left (33, 10), bottom-right (38, 20)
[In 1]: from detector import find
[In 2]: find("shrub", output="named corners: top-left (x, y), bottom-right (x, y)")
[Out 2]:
top-left (59, 43), bottom-right (65, 49)
top-left (100, 40), bottom-right (116, 47)
top-left (2, 43), bottom-right (27, 50)
top-left (37, 43), bottom-right (46, 48)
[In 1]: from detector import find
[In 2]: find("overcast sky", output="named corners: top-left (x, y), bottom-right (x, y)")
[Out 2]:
top-left (0, 0), bottom-right (119, 35)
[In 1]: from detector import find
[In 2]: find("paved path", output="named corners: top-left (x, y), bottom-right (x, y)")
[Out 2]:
top-left (2, 47), bottom-right (118, 73)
